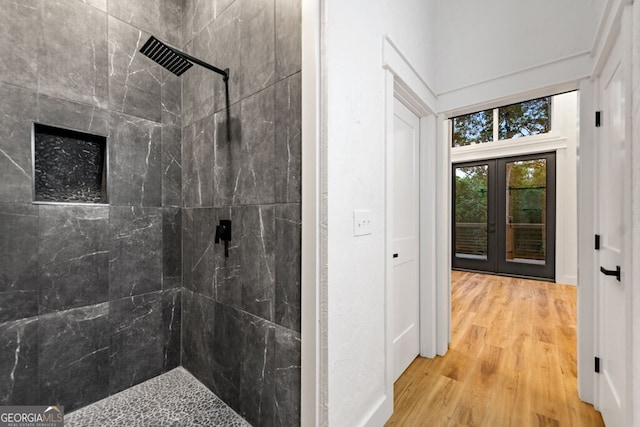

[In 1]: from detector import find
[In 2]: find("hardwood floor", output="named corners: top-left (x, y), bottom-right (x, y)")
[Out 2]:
top-left (386, 271), bottom-right (604, 427)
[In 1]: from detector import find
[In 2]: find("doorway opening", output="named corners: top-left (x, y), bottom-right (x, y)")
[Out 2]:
top-left (452, 152), bottom-right (556, 281)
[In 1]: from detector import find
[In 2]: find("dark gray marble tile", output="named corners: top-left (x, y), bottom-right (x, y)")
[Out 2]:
top-left (241, 205), bottom-right (275, 322)
top-left (38, 95), bottom-right (110, 136)
top-left (163, 207), bottom-right (182, 279)
top-left (239, 86), bottom-right (276, 205)
top-left (183, 0), bottom-right (217, 44)
top-left (182, 117), bottom-right (216, 207)
top-left (215, 0), bottom-right (236, 19)
top-left (163, 277), bottom-right (181, 290)
top-left (0, 82), bottom-right (38, 119)
top-left (81, 0), bottom-right (107, 12)
top-left (275, 204), bottom-right (301, 332)
top-left (109, 207), bottom-right (162, 299)
top-left (0, 318), bottom-right (39, 405)
top-left (274, 73), bottom-right (302, 203)
top-left (211, 302), bottom-right (243, 413)
top-left (239, 313), bottom-right (275, 426)
top-left (38, 303), bottom-right (109, 412)
top-left (108, 17), bottom-right (162, 123)
top-left (210, 3), bottom-right (241, 109)
top-left (161, 71), bottom-right (182, 127)
top-left (109, 292), bottom-right (164, 394)
top-left (238, 0), bottom-right (276, 101)
top-left (38, 205), bottom-right (110, 314)
top-left (275, 0), bottom-right (301, 79)
top-left (162, 126), bottom-right (182, 207)
top-left (274, 326), bottom-right (301, 426)
top-left (108, 0), bottom-right (183, 47)
top-left (215, 86), bottom-right (275, 206)
top-left (213, 207), bottom-right (242, 309)
top-left (181, 38), bottom-right (218, 127)
top-left (39, 0), bottom-right (108, 108)
top-left (0, 291), bottom-right (38, 325)
top-left (182, 208), bottom-right (194, 289)
top-left (0, 203), bottom-right (39, 322)
top-left (162, 288), bottom-right (181, 371)
top-left (0, 84), bottom-right (37, 203)
top-left (109, 112), bottom-right (162, 207)
top-left (213, 102), bottom-right (242, 206)
top-left (182, 208), bottom-right (216, 298)
top-left (0, 0), bottom-right (39, 90)
top-left (181, 289), bottom-right (215, 389)
top-left (110, 81), bottom-right (163, 125)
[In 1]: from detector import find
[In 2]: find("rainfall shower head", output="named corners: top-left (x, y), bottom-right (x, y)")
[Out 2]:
top-left (140, 36), bottom-right (193, 76)
top-left (139, 35), bottom-right (229, 81)
top-left (139, 35), bottom-right (231, 140)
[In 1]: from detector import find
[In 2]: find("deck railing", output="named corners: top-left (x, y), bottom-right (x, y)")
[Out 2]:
top-left (455, 222), bottom-right (545, 260)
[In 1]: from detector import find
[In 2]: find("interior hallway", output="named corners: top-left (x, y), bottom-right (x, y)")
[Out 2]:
top-left (386, 271), bottom-right (604, 426)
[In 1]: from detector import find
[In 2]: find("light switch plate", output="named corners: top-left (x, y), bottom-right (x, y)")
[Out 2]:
top-left (353, 209), bottom-right (372, 236)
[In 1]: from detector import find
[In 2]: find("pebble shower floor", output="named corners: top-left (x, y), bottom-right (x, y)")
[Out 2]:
top-left (65, 368), bottom-right (250, 426)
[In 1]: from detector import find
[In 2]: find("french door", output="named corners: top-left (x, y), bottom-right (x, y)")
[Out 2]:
top-left (452, 152), bottom-right (556, 280)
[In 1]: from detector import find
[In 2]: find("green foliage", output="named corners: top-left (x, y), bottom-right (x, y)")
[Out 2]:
top-left (451, 96), bottom-right (551, 147)
top-left (499, 97), bottom-right (551, 139)
top-left (452, 110), bottom-right (493, 147)
top-left (507, 159), bottom-right (547, 224)
top-left (455, 166), bottom-right (488, 223)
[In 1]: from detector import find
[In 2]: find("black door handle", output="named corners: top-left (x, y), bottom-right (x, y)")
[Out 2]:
top-left (600, 266), bottom-right (621, 281)
top-left (393, 253), bottom-right (398, 258)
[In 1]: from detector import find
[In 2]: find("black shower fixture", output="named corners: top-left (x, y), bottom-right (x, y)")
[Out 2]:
top-left (140, 36), bottom-right (231, 140)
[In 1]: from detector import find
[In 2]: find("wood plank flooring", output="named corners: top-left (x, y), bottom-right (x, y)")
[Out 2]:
top-left (386, 271), bottom-right (604, 427)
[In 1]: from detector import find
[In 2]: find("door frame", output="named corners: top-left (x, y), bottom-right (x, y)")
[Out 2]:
top-left (379, 36), bottom-right (442, 424)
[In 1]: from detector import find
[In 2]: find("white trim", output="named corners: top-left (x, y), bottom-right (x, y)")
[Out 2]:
top-left (436, 116), bottom-right (452, 355)
top-left (376, 35), bottom-right (441, 425)
top-left (383, 36), bottom-right (438, 114)
top-left (451, 133), bottom-right (568, 163)
top-left (438, 54), bottom-right (588, 116)
top-left (301, 0), bottom-right (323, 425)
top-left (590, 0), bottom-right (628, 78)
top-left (419, 114), bottom-right (437, 358)
top-left (577, 78), bottom-right (596, 405)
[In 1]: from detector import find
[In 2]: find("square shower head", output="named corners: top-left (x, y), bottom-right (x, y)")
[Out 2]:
top-left (139, 36), bottom-right (193, 76)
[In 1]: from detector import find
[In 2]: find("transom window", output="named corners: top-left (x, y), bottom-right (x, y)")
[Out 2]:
top-left (452, 96), bottom-right (551, 147)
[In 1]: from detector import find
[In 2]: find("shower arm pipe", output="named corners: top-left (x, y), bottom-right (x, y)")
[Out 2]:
top-left (160, 41), bottom-right (231, 141)
top-left (170, 47), bottom-right (229, 81)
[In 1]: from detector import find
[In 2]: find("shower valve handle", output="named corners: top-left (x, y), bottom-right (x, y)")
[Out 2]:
top-left (215, 220), bottom-right (232, 257)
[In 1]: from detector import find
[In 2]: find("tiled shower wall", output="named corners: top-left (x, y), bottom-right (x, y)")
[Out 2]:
top-left (180, 0), bottom-right (302, 425)
top-left (0, 0), bottom-right (183, 412)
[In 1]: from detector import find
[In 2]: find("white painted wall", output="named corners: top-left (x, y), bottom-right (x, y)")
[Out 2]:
top-left (435, 0), bottom-right (604, 94)
top-left (450, 92), bottom-right (579, 285)
top-left (435, 0), bottom-right (605, 113)
top-left (315, 0), bottom-right (614, 425)
top-left (630, 2), bottom-right (640, 425)
top-left (322, 0), bottom-right (435, 425)
top-left (387, 0), bottom-right (437, 88)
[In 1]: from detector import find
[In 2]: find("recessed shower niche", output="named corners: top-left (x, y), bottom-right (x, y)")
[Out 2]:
top-left (33, 123), bottom-right (108, 204)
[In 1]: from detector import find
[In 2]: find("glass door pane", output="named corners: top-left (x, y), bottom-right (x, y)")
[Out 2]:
top-left (454, 165), bottom-right (489, 259)
top-left (497, 152), bottom-right (555, 280)
top-left (504, 158), bottom-right (547, 264)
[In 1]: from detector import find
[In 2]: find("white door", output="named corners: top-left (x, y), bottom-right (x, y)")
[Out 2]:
top-left (596, 22), bottom-right (630, 427)
top-left (392, 98), bottom-right (420, 381)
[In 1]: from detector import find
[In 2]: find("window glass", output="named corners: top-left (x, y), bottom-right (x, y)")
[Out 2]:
top-left (498, 97), bottom-right (551, 140)
top-left (452, 109), bottom-right (493, 147)
top-left (454, 165), bottom-right (488, 259)
top-left (505, 158), bottom-right (547, 263)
